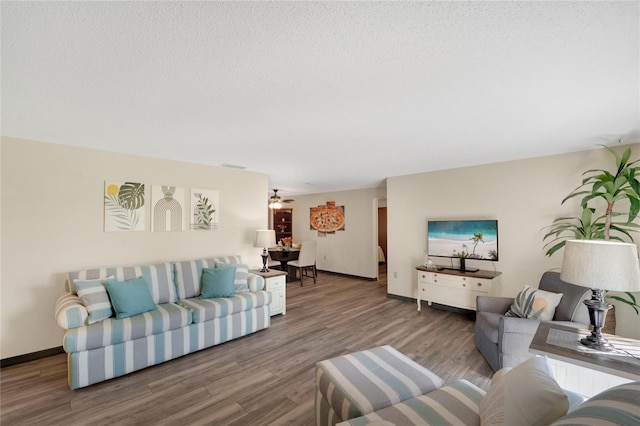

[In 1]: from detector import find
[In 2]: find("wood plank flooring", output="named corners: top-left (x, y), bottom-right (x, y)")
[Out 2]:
top-left (0, 266), bottom-right (493, 425)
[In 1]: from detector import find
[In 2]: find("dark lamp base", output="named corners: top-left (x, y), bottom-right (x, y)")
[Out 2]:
top-left (260, 250), bottom-right (269, 273)
top-left (581, 288), bottom-right (614, 352)
top-left (580, 335), bottom-right (614, 351)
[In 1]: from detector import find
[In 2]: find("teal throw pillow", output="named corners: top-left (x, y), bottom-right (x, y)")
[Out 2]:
top-left (104, 277), bottom-right (157, 319)
top-left (214, 261), bottom-right (249, 292)
top-left (200, 267), bottom-right (236, 299)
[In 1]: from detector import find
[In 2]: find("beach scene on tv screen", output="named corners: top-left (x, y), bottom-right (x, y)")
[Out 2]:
top-left (428, 220), bottom-right (498, 260)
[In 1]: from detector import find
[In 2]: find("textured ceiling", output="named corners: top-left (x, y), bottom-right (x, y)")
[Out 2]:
top-left (2, 1), bottom-right (639, 196)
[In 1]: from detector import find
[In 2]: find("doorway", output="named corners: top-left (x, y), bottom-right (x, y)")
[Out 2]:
top-left (377, 198), bottom-right (387, 281)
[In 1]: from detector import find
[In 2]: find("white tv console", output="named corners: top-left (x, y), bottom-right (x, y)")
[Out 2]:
top-left (416, 266), bottom-right (502, 312)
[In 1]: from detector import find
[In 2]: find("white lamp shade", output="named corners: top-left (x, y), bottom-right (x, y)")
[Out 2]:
top-left (560, 240), bottom-right (640, 292)
top-left (254, 230), bottom-right (276, 248)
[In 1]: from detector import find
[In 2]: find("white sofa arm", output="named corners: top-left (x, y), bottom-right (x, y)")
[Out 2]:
top-left (55, 292), bottom-right (88, 329)
top-left (248, 273), bottom-right (265, 291)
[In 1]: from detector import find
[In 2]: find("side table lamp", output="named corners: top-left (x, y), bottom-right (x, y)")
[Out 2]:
top-left (254, 230), bottom-right (276, 273)
top-left (560, 240), bottom-right (640, 351)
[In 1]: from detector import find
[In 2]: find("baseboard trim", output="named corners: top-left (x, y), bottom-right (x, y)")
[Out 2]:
top-left (1, 346), bottom-right (65, 368)
top-left (316, 269), bottom-right (378, 281)
top-left (386, 295), bottom-right (475, 318)
top-left (386, 293), bottom-right (415, 303)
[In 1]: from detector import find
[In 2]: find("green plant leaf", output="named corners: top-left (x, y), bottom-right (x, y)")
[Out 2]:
top-left (562, 190), bottom-right (590, 205)
top-left (606, 294), bottom-right (639, 315)
top-left (194, 194), bottom-right (215, 228)
top-left (105, 194), bottom-right (139, 230)
top-left (603, 144), bottom-right (622, 167)
top-left (620, 147), bottom-right (632, 169)
top-left (544, 241), bottom-right (566, 257)
top-left (118, 182), bottom-right (145, 210)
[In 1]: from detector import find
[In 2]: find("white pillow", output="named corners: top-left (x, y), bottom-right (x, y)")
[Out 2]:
top-left (505, 286), bottom-right (563, 321)
top-left (480, 357), bottom-right (569, 426)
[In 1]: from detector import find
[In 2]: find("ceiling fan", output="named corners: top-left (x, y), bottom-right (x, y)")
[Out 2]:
top-left (269, 189), bottom-right (294, 209)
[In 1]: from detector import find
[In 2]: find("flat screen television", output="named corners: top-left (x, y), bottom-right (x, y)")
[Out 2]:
top-left (427, 219), bottom-right (499, 262)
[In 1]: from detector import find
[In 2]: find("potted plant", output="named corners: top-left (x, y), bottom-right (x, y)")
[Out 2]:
top-left (543, 145), bottom-right (640, 315)
top-left (281, 237), bottom-right (293, 250)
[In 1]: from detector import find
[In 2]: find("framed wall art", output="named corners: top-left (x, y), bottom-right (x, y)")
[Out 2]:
top-left (190, 188), bottom-right (219, 231)
top-left (151, 185), bottom-right (185, 232)
top-left (104, 181), bottom-right (146, 232)
top-left (310, 201), bottom-right (345, 237)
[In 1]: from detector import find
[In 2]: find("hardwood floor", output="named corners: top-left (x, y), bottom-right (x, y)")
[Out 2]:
top-left (0, 266), bottom-right (493, 425)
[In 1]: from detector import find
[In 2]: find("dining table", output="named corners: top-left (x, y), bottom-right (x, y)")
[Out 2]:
top-left (268, 248), bottom-right (300, 280)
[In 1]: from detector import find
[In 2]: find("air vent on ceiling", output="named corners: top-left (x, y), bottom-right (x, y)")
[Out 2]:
top-left (221, 164), bottom-right (247, 170)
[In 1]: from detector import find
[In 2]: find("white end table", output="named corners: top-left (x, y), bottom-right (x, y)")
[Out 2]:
top-left (250, 269), bottom-right (287, 316)
top-left (529, 322), bottom-right (640, 396)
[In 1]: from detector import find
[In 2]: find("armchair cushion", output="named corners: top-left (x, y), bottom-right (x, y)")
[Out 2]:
top-left (505, 286), bottom-right (563, 321)
top-left (499, 315), bottom-right (541, 335)
top-left (477, 296), bottom-right (514, 314)
top-left (538, 271), bottom-right (590, 323)
top-left (498, 316), bottom-right (541, 368)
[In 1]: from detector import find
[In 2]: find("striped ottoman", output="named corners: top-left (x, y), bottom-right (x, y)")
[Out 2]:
top-left (338, 380), bottom-right (486, 425)
top-left (315, 346), bottom-right (445, 426)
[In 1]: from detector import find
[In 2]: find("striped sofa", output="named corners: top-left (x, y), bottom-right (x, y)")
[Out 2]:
top-left (55, 256), bottom-right (271, 389)
top-left (317, 347), bottom-right (640, 426)
top-left (337, 381), bottom-right (640, 425)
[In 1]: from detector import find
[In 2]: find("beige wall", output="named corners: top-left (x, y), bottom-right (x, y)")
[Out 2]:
top-left (1, 137), bottom-right (269, 359)
top-left (387, 145), bottom-right (640, 339)
top-left (288, 187), bottom-right (386, 279)
top-left (2, 138), bottom-right (638, 358)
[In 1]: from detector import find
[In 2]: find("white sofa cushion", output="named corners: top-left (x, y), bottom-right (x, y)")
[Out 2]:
top-left (480, 356), bottom-right (569, 425)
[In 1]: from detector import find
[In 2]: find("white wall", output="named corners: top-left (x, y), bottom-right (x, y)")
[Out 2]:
top-left (288, 187), bottom-right (385, 279)
top-left (1, 137), bottom-right (269, 359)
top-left (387, 145), bottom-right (640, 339)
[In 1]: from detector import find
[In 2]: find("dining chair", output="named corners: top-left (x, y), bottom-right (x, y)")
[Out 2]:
top-left (288, 240), bottom-right (317, 286)
top-left (267, 254), bottom-right (280, 270)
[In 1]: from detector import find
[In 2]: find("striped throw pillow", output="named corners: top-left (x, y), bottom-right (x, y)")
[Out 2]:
top-left (550, 381), bottom-right (640, 425)
top-left (74, 276), bottom-right (114, 324)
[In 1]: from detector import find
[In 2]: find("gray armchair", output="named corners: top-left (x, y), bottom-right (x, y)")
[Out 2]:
top-left (474, 271), bottom-right (590, 371)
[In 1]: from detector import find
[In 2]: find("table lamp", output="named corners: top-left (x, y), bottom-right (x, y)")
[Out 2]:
top-left (560, 240), bottom-right (640, 351)
top-left (254, 230), bottom-right (276, 272)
